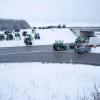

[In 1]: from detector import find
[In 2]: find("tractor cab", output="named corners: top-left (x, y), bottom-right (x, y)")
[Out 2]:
top-left (75, 35), bottom-right (89, 43)
top-left (32, 29), bottom-right (40, 39)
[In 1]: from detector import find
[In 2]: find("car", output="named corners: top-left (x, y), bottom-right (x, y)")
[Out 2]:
top-left (75, 45), bottom-right (91, 54)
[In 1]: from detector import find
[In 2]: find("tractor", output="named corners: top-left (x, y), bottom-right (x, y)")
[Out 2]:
top-left (4, 31), bottom-right (14, 40)
top-left (22, 31), bottom-right (27, 36)
top-left (75, 35), bottom-right (89, 43)
top-left (14, 33), bottom-right (21, 40)
top-left (53, 41), bottom-right (68, 51)
top-left (24, 35), bottom-right (32, 46)
top-left (0, 33), bottom-right (5, 41)
top-left (35, 33), bottom-right (40, 39)
top-left (14, 29), bottom-right (21, 40)
top-left (32, 29), bottom-right (40, 39)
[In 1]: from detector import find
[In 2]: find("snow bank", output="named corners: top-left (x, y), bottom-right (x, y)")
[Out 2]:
top-left (0, 29), bottom-right (76, 47)
top-left (0, 63), bottom-right (100, 100)
top-left (91, 47), bottom-right (100, 53)
top-left (34, 29), bottom-right (76, 45)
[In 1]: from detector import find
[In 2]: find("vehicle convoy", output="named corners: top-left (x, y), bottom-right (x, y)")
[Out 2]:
top-left (53, 41), bottom-right (91, 54)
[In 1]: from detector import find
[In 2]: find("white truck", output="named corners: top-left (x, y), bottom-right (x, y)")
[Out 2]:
top-left (89, 37), bottom-right (100, 46)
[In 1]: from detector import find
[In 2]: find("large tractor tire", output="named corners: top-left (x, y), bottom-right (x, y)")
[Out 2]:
top-left (55, 46), bottom-right (61, 51)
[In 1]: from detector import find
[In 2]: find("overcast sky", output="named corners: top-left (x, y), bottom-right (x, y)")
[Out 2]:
top-left (0, 0), bottom-right (100, 25)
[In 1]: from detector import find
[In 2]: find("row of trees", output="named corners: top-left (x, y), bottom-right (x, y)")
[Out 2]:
top-left (0, 19), bottom-right (67, 31)
top-left (33, 24), bottom-right (66, 29)
top-left (0, 19), bottom-right (31, 31)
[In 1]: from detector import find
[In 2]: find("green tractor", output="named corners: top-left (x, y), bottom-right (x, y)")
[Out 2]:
top-left (24, 35), bottom-right (32, 46)
top-left (53, 41), bottom-right (68, 51)
top-left (75, 35), bottom-right (89, 43)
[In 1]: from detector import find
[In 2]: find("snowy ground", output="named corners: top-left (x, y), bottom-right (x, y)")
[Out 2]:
top-left (0, 28), bottom-right (76, 47)
top-left (91, 46), bottom-right (100, 53)
top-left (0, 62), bottom-right (100, 100)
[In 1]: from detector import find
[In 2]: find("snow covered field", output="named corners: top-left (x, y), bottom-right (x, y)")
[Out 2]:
top-left (0, 29), bottom-right (76, 47)
top-left (0, 63), bottom-right (100, 100)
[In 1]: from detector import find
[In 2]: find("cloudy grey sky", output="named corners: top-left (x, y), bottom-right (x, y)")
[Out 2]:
top-left (0, 0), bottom-right (100, 25)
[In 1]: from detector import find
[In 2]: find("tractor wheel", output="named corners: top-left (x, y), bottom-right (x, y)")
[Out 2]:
top-left (63, 46), bottom-right (67, 50)
top-left (38, 36), bottom-right (40, 39)
top-left (56, 46), bottom-right (61, 51)
top-left (30, 42), bottom-right (32, 45)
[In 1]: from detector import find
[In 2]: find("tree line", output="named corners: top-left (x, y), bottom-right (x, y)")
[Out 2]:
top-left (33, 24), bottom-right (66, 29)
top-left (0, 19), bottom-right (31, 31)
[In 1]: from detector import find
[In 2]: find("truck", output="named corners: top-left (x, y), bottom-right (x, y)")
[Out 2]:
top-left (89, 36), bottom-right (100, 46)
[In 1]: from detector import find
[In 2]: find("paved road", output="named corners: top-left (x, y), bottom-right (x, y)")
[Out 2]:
top-left (0, 45), bottom-right (100, 66)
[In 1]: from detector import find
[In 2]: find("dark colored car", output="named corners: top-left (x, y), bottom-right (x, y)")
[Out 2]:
top-left (75, 45), bottom-right (91, 54)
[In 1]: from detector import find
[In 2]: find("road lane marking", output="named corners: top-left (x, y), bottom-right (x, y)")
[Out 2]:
top-left (0, 50), bottom-right (74, 56)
